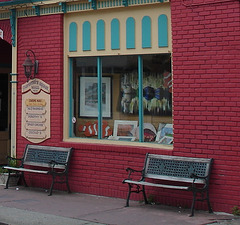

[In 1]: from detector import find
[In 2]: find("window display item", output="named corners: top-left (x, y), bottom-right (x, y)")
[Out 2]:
top-left (155, 123), bottom-right (173, 143)
top-left (131, 123), bottom-right (156, 142)
top-left (113, 120), bottom-right (138, 137)
top-left (79, 121), bottom-right (112, 137)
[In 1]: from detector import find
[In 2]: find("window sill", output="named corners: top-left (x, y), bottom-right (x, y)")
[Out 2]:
top-left (63, 137), bottom-right (173, 151)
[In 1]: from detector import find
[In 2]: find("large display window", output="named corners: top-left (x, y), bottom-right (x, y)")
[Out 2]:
top-left (69, 53), bottom-right (172, 144)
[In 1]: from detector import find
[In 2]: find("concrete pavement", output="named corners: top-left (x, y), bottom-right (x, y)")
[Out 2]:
top-left (0, 185), bottom-right (239, 225)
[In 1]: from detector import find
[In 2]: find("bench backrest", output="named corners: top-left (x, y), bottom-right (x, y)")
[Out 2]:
top-left (144, 154), bottom-right (213, 184)
top-left (23, 144), bottom-right (73, 169)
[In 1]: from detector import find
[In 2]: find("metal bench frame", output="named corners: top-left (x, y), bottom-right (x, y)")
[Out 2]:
top-left (4, 144), bottom-right (73, 196)
top-left (123, 153), bottom-right (213, 216)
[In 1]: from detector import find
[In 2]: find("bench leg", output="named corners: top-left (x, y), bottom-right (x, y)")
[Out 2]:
top-left (21, 172), bottom-right (28, 187)
top-left (125, 183), bottom-right (132, 207)
top-left (5, 171), bottom-right (11, 189)
top-left (142, 185), bottom-right (148, 205)
top-left (190, 191), bottom-right (196, 217)
top-left (5, 171), bottom-right (22, 189)
top-left (66, 175), bottom-right (71, 193)
top-left (48, 174), bottom-right (55, 196)
top-left (125, 184), bottom-right (147, 207)
top-left (206, 191), bottom-right (213, 213)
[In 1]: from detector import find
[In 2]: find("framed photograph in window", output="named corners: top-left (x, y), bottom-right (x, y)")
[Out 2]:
top-left (115, 136), bottom-right (136, 141)
top-left (155, 123), bottom-right (173, 142)
top-left (79, 76), bottom-right (112, 118)
top-left (113, 120), bottom-right (138, 137)
top-left (158, 136), bottom-right (173, 145)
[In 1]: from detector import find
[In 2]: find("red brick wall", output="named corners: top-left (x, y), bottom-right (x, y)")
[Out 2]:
top-left (14, 0), bottom-right (240, 215)
top-left (16, 14), bottom-right (64, 154)
top-left (171, 0), bottom-right (240, 212)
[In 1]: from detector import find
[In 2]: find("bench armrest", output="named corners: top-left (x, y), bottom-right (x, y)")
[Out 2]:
top-left (190, 173), bottom-right (209, 191)
top-left (190, 173), bottom-right (208, 180)
top-left (48, 160), bottom-right (68, 174)
top-left (126, 167), bottom-right (142, 173)
top-left (124, 167), bottom-right (143, 181)
top-left (49, 160), bottom-right (67, 167)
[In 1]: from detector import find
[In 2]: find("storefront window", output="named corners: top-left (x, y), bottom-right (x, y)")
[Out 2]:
top-left (70, 54), bottom-right (172, 144)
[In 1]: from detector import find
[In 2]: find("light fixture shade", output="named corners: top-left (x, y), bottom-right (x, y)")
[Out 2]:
top-left (22, 49), bottom-right (39, 81)
top-left (23, 56), bottom-right (34, 80)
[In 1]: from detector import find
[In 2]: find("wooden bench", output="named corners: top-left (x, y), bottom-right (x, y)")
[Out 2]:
top-left (122, 153), bottom-right (213, 216)
top-left (4, 144), bottom-right (73, 196)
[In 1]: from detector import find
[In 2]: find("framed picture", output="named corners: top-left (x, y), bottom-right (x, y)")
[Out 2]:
top-left (158, 136), bottom-right (173, 145)
top-left (79, 76), bottom-right (112, 118)
top-left (113, 120), bottom-right (138, 137)
top-left (115, 136), bottom-right (136, 141)
top-left (155, 123), bottom-right (173, 142)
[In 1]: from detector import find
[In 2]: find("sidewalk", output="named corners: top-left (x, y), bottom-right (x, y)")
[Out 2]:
top-left (0, 185), bottom-right (239, 225)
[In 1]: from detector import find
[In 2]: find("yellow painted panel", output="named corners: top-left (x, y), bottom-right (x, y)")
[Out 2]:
top-left (64, 3), bottom-right (171, 56)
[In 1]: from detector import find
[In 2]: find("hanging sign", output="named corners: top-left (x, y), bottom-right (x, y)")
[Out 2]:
top-left (21, 78), bottom-right (50, 143)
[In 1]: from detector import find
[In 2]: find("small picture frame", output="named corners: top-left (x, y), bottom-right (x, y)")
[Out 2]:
top-left (158, 136), bottom-right (173, 145)
top-left (115, 136), bottom-right (136, 141)
top-left (155, 123), bottom-right (173, 142)
top-left (113, 120), bottom-right (138, 137)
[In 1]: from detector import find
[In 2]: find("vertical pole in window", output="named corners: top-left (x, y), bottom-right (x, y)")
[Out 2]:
top-left (69, 58), bottom-right (74, 137)
top-left (97, 57), bottom-right (102, 139)
top-left (138, 55), bottom-right (144, 142)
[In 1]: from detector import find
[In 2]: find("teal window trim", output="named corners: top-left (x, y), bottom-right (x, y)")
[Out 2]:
top-left (10, 73), bottom-right (18, 76)
top-left (10, 9), bottom-right (16, 47)
top-left (89, 0), bottom-right (97, 10)
top-left (111, 19), bottom-right (120, 50)
top-left (158, 14), bottom-right (168, 47)
top-left (122, 0), bottom-right (128, 7)
top-left (33, 6), bottom-right (40, 16)
top-left (138, 55), bottom-right (144, 142)
top-left (97, 20), bottom-right (105, 50)
top-left (126, 17), bottom-right (135, 49)
top-left (69, 22), bottom-right (77, 52)
top-left (97, 57), bottom-right (102, 139)
top-left (59, 2), bottom-right (67, 13)
top-left (142, 16), bottom-right (151, 48)
top-left (69, 58), bottom-right (74, 137)
top-left (82, 21), bottom-right (91, 51)
top-left (0, 0), bottom-right (48, 7)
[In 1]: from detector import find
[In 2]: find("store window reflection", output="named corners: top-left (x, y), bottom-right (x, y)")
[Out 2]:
top-left (71, 53), bottom-right (172, 145)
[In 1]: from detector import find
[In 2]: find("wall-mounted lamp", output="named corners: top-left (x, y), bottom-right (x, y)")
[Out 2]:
top-left (22, 49), bottom-right (39, 81)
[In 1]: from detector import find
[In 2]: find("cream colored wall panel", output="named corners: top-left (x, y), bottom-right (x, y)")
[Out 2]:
top-left (65, 3), bottom-right (171, 57)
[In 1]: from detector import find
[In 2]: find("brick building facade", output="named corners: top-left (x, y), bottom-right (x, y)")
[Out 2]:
top-left (0, 0), bottom-right (240, 214)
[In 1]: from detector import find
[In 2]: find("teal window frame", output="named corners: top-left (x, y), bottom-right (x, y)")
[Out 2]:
top-left (69, 56), bottom-right (145, 140)
top-left (68, 54), bottom-right (172, 142)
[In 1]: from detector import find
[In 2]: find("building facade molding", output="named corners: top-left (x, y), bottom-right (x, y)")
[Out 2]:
top-left (0, 0), bottom-right (169, 19)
